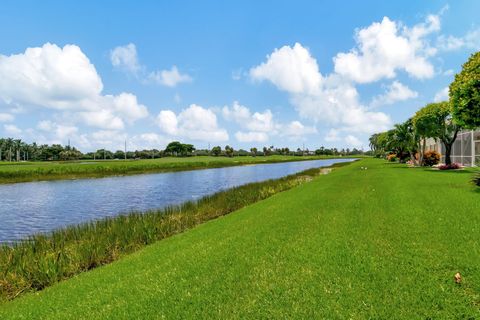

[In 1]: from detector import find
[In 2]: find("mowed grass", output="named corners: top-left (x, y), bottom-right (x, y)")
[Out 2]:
top-left (1, 158), bottom-right (479, 318)
top-left (0, 155), bottom-right (337, 184)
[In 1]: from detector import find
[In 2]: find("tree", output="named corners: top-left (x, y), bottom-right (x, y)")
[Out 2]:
top-left (250, 147), bottom-right (257, 157)
top-left (399, 120), bottom-right (421, 165)
top-left (96, 149), bottom-right (113, 160)
top-left (413, 101), bottom-right (460, 165)
top-left (164, 141), bottom-right (194, 156)
top-left (263, 146), bottom-right (268, 156)
top-left (182, 144), bottom-right (195, 156)
top-left (211, 146), bottom-right (221, 156)
top-left (165, 141), bottom-right (184, 156)
top-left (225, 145), bottom-right (234, 157)
top-left (0, 138), bottom-right (5, 161)
top-left (59, 148), bottom-right (83, 160)
top-left (450, 51), bottom-right (480, 129)
top-left (369, 134), bottom-right (380, 155)
top-left (387, 121), bottom-right (418, 163)
top-left (114, 150), bottom-right (125, 159)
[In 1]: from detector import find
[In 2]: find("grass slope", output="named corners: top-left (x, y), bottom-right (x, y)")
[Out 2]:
top-left (1, 159), bottom-right (479, 318)
top-left (0, 155), bottom-right (341, 184)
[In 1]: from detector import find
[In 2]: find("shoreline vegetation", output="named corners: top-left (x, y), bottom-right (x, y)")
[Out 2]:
top-left (0, 155), bottom-right (361, 184)
top-left (0, 161), bottom-right (353, 302)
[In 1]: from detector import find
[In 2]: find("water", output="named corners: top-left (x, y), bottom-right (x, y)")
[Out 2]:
top-left (0, 158), bottom-right (355, 242)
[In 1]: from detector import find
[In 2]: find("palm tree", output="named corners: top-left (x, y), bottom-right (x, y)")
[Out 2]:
top-left (389, 120), bottom-right (419, 164)
top-left (12, 139), bottom-right (22, 161)
top-left (5, 138), bottom-right (13, 161)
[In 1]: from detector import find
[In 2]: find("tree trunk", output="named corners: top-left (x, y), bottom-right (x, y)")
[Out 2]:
top-left (442, 128), bottom-right (459, 166)
top-left (417, 139), bottom-right (426, 166)
top-left (444, 144), bottom-right (452, 165)
top-left (409, 152), bottom-right (418, 166)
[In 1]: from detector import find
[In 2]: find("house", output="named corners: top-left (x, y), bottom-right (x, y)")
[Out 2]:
top-left (425, 129), bottom-right (480, 167)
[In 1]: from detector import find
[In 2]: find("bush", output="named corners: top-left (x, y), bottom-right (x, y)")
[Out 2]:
top-left (438, 163), bottom-right (461, 170)
top-left (386, 154), bottom-right (397, 162)
top-left (472, 173), bottom-right (480, 186)
top-left (423, 150), bottom-right (441, 166)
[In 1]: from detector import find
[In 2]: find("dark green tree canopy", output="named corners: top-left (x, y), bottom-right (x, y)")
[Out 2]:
top-left (450, 51), bottom-right (480, 129)
top-left (165, 141), bottom-right (195, 156)
top-left (413, 101), bottom-right (452, 138)
top-left (211, 146), bottom-right (221, 156)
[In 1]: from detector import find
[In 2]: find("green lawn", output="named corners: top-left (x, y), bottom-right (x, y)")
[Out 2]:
top-left (0, 155), bottom-right (342, 184)
top-left (1, 158), bottom-right (479, 318)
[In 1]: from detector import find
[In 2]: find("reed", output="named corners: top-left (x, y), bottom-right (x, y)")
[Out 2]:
top-left (0, 162), bottom-right (348, 301)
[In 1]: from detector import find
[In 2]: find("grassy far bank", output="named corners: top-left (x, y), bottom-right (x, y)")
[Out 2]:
top-left (0, 155), bottom-right (359, 184)
top-left (1, 159), bottom-right (480, 318)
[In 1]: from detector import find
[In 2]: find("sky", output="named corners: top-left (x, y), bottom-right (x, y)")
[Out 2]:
top-left (0, 1), bottom-right (479, 152)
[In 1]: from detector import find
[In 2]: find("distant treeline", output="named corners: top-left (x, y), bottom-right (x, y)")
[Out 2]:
top-left (0, 138), bottom-right (367, 161)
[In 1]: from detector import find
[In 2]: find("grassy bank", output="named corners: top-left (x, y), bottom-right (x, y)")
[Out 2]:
top-left (0, 155), bottom-right (348, 184)
top-left (1, 159), bottom-right (479, 318)
top-left (0, 162), bottom-right (350, 302)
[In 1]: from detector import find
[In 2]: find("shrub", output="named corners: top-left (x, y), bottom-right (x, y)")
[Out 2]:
top-left (472, 173), bottom-right (480, 186)
top-left (386, 154), bottom-right (397, 162)
top-left (438, 163), bottom-right (461, 170)
top-left (423, 150), bottom-right (441, 166)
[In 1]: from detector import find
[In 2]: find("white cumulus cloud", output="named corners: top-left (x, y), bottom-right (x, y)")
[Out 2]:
top-left (437, 28), bottom-right (480, 51)
top-left (223, 101), bottom-right (317, 143)
top-left (235, 131), bottom-right (269, 143)
top-left (4, 124), bottom-right (22, 136)
top-left (0, 113), bottom-right (14, 122)
top-left (345, 135), bottom-right (363, 148)
top-left (250, 43), bottom-right (322, 94)
top-left (0, 43), bottom-right (148, 130)
top-left (333, 15), bottom-right (439, 83)
top-left (157, 104), bottom-right (229, 142)
top-left (36, 120), bottom-right (78, 140)
top-left (149, 66), bottom-right (192, 87)
top-left (110, 43), bottom-right (142, 75)
top-left (111, 44), bottom-right (192, 88)
top-left (433, 87), bottom-right (449, 102)
top-left (281, 121), bottom-right (317, 138)
top-left (250, 43), bottom-right (392, 145)
top-left (222, 101), bottom-right (275, 132)
top-left (370, 81), bottom-right (418, 107)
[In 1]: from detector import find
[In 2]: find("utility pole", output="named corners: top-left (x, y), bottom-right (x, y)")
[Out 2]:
top-left (103, 149), bottom-right (106, 160)
top-left (124, 140), bottom-right (127, 160)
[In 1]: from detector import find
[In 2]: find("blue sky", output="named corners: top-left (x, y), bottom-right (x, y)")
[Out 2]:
top-left (0, 1), bottom-right (479, 151)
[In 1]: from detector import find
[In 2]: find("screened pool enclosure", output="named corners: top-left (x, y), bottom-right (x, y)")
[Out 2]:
top-left (425, 130), bottom-right (480, 167)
